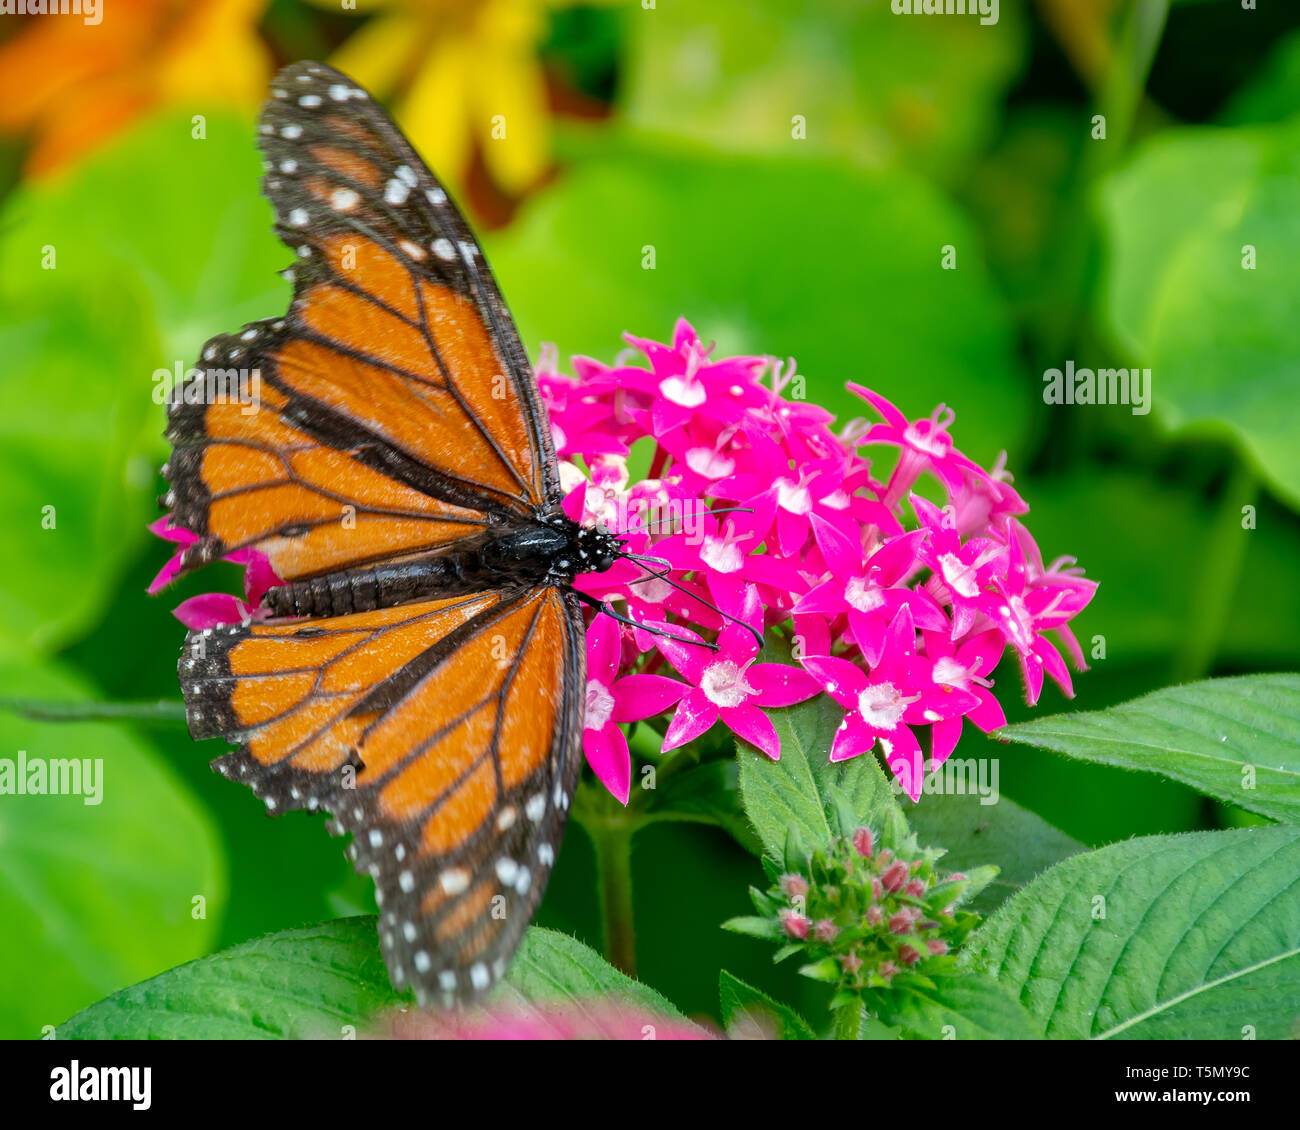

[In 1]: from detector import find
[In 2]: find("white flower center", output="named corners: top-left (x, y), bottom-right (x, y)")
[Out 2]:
top-left (857, 681), bottom-right (916, 730)
top-left (902, 406), bottom-right (956, 457)
top-left (700, 660), bottom-right (754, 708)
top-left (939, 552), bottom-right (979, 599)
top-left (931, 656), bottom-right (968, 689)
top-left (685, 446), bottom-right (735, 478)
top-left (903, 423), bottom-right (949, 457)
top-left (637, 576), bottom-right (673, 604)
top-left (585, 680), bottom-right (615, 730)
top-left (844, 576), bottom-right (885, 613)
top-left (660, 375), bottom-right (707, 407)
top-left (775, 477), bottom-right (812, 515)
top-left (701, 535), bottom-right (744, 573)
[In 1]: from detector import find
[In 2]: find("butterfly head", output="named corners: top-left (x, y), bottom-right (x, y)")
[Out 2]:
top-left (573, 520), bottom-right (620, 575)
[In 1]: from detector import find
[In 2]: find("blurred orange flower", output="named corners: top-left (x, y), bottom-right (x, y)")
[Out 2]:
top-left (315, 0), bottom-right (606, 199)
top-left (0, 0), bottom-right (271, 178)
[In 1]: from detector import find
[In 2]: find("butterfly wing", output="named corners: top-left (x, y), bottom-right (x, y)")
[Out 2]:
top-left (166, 62), bottom-right (589, 1004)
top-left (182, 584), bottom-right (584, 1004)
top-left (163, 59), bottom-right (560, 583)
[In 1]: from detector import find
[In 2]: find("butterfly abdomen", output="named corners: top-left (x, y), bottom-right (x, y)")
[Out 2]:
top-left (261, 519), bottom-right (611, 619)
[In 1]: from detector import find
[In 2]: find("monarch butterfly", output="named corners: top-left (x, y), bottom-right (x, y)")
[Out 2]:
top-left (159, 60), bottom-right (720, 1007)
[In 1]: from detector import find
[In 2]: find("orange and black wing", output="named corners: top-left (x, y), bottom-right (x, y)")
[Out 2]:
top-left (163, 60), bottom-right (560, 583)
top-left (182, 585), bottom-right (585, 1004)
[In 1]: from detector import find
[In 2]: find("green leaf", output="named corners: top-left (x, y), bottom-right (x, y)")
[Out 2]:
top-left (875, 973), bottom-right (1044, 1040)
top-left (720, 915), bottom-right (784, 942)
top-left (967, 826), bottom-right (1300, 1039)
top-left (1100, 115), bottom-right (1300, 507)
top-left (736, 694), bottom-right (904, 858)
top-left (907, 789), bottom-right (1085, 913)
top-left (621, 0), bottom-right (1025, 180)
top-left (491, 928), bottom-right (690, 1020)
top-left (797, 957), bottom-right (842, 984)
top-left (57, 917), bottom-right (396, 1040)
top-left (1221, 30), bottom-right (1300, 126)
top-left (0, 657), bottom-right (225, 1039)
top-left (1003, 469), bottom-right (1300, 666)
top-left (718, 971), bottom-right (816, 1039)
top-left (0, 275), bottom-right (158, 657)
top-left (58, 919), bottom-right (686, 1039)
top-left (997, 674), bottom-right (1300, 824)
top-left (642, 758), bottom-right (763, 853)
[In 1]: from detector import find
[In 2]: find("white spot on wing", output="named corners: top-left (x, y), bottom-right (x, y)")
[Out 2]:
top-left (440, 867), bottom-right (470, 895)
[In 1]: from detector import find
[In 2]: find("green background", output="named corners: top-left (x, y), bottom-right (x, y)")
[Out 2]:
top-left (1, 0), bottom-right (1298, 1036)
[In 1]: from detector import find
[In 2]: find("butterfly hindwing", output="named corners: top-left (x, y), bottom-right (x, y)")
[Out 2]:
top-left (181, 585), bottom-right (585, 1004)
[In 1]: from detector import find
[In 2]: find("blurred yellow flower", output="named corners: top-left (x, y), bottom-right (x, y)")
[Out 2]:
top-left (317, 0), bottom-right (597, 200)
top-left (0, 0), bottom-right (271, 179)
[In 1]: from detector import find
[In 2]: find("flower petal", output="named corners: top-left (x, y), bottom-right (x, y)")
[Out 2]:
top-left (173, 593), bottom-right (250, 630)
top-left (610, 674), bottom-right (686, 722)
top-left (747, 663), bottom-right (821, 707)
top-left (829, 712), bottom-right (872, 762)
top-left (720, 703), bottom-right (780, 760)
top-left (584, 724), bottom-right (631, 806)
top-left (800, 654), bottom-right (866, 708)
top-left (585, 613), bottom-right (622, 684)
top-left (661, 689), bottom-right (717, 751)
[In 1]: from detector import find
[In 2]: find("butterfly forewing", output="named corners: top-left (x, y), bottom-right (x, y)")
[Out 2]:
top-left (164, 59), bottom-right (560, 583)
top-left (163, 61), bottom-right (588, 1006)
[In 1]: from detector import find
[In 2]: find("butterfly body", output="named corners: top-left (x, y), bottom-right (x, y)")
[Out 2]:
top-left (261, 515), bottom-right (618, 618)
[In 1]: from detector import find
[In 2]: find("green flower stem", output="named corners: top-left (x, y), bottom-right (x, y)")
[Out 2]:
top-left (0, 697), bottom-right (187, 723)
top-left (1173, 461), bottom-right (1258, 682)
top-left (572, 779), bottom-right (641, 977)
top-left (588, 820), bottom-right (638, 978)
top-left (832, 1001), bottom-right (862, 1040)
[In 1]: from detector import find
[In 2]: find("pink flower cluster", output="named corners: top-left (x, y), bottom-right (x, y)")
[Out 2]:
top-left (544, 321), bottom-right (1096, 803)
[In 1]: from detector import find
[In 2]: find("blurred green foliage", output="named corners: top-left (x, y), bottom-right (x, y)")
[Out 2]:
top-left (2, 1), bottom-right (1299, 1033)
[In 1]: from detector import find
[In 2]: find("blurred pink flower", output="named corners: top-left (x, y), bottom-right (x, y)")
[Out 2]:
top-left (383, 1001), bottom-right (715, 1041)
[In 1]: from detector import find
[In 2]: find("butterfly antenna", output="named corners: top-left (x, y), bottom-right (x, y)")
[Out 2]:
top-left (574, 592), bottom-right (718, 652)
top-left (635, 506), bottom-right (754, 533)
top-left (618, 551), bottom-right (765, 650)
